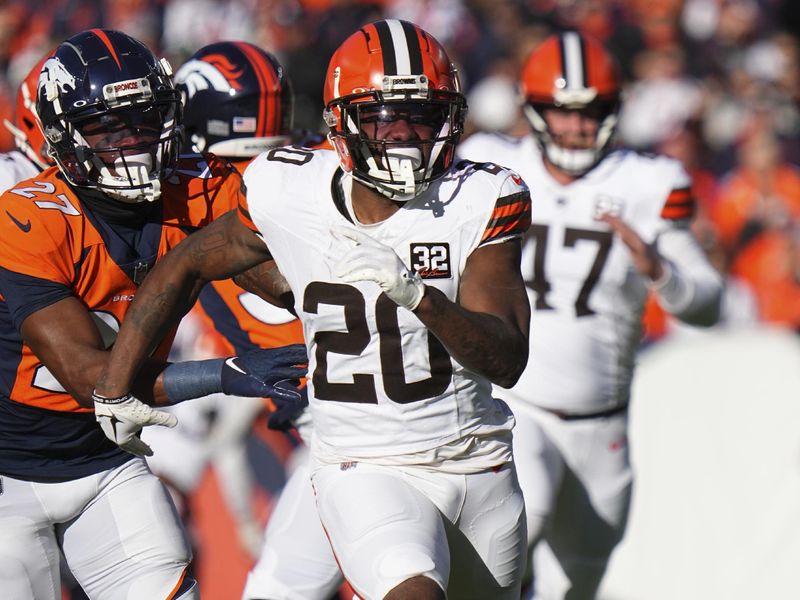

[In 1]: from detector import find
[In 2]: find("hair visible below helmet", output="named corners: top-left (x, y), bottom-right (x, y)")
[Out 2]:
top-left (520, 31), bottom-right (621, 176)
top-left (174, 41), bottom-right (293, 158)
top-left (36, 29), bottom-right (182, 203)
top-left (323, 19), bottom-right (467, 202)
top-left (4, 55), bottom-right (53, 170)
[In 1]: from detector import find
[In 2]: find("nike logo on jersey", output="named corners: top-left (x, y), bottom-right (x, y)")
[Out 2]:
top-left (6, 211), bottom-right (31, 232)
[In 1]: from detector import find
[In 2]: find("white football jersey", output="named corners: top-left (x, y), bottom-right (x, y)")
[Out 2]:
top-left (242, 148), bottom-right (530, 463)
top-left (458, 133), bottom-right (721, 414)
top-left (0, 151), bottom-right (39, 193)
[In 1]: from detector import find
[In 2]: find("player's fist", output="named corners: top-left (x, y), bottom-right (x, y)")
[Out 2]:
top-left (333, 226), bottom-right (426, 311)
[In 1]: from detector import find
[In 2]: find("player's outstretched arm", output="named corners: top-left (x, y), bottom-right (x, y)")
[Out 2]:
top-left (93, 209), bottom-right (273, 401)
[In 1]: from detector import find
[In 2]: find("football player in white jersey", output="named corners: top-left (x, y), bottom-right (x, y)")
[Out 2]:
top-left (458, 31), bottom-right (724, 600)
top-left (171, 40), bottom-right (345, 598)
top-left (94, 19), bottom-right (533, 600)
top-left (0, 55), bottom-right (53, 189)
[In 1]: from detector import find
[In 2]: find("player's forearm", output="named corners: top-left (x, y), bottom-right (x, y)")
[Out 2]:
top-left (653, 231), bottom-right (724, 326)
top-left (73, 357), bottom-right (169, 408)
top-left (94, 258), bottom-right (200, 398)
top-left (413, 286), bottom-right (528, 388)
top-left (233, 260), bottom-right (295, 310)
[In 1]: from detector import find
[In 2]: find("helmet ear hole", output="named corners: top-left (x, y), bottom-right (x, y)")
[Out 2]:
top-left (331, 136), bottom-right (352, 171)
top-left (189, 133), bottom-right (207, 153)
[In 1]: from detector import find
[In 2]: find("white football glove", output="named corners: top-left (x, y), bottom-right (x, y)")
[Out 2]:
top-left (92, 391), bottom-right (178, 457)
top-left (332, 226), bottom-right (426, 311)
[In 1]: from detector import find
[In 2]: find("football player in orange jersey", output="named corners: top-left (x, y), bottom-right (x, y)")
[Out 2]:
top-left (95, 19), bottom-right (532, 600)
top-left (458, 31), bottom-right (723, 599)
top-left (0, 29), bottom-right (307, 600)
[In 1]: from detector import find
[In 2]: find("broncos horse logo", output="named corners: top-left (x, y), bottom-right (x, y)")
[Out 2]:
top-left (175, 54), bottom-right (244, 99)
top-left (39, 57), bottom-right (77, 100)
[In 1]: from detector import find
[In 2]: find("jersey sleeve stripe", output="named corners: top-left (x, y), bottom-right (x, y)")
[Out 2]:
top-left (660, 187), bottom-right (695, 220)
top-left (481, 191), bottom-right (531, 244)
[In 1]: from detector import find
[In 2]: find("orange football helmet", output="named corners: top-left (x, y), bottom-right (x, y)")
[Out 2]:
top-left (520, 31), bottom-right (621, 175)
top-left (323, 19), bottom-right (467, 201)
top-left (4, 55), bottom-right (53, 170)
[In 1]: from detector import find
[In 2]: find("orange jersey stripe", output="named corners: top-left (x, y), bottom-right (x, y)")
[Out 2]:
top-left (236, 41), bottom-right (270, 138)
top-left (660, 187), bottom-right (695, 220)
top-left (481, 191), bottom-right (532, 244)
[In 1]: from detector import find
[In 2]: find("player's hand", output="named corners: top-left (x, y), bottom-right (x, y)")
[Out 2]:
top-left (597, 213), bottom-right (664, 281)
top-left (92, 392), bottom-right (178, 457)
top-left (332, 226), bottom-right (425, 311)
top-left (266, 379), bottom-right (309, 431)
top-left (221, 344), bottom-right (308, 398)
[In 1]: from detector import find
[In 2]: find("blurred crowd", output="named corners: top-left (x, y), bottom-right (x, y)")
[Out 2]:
top-left (1, 0), bottom-right (798, 333)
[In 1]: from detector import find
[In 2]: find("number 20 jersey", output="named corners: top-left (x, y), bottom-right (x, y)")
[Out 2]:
top-left (240, 148), bottom-right (530, 462)
top-left (458, 133), bottom-right (714, 415)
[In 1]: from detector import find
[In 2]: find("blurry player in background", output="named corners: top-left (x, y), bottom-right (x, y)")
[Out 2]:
top-left (164, 40), bottom-right (344, 598)
top-left (0, 55), bottom-right (52, 188)
top-left (0, 29), bottom-right (305, 600)
top-left (458, 31), bottom-right (723, 599)
top-left (94, 19), bottom-right (532, 600)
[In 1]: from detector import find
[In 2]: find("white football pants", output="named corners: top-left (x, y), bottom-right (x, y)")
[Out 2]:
top-left (311, 459), bottom-right (526, 600)
top-left (0, 458), bottom-right (196, 600)
top-left (241, 461), bottom-right (343, 600)
top-left (513, 406), bottom-right (633, 600)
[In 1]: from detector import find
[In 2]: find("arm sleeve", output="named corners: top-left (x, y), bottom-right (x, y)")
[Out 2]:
top-left (0, 268), bottom-right (72, 329)
top-left (651, 226), bottom-right (723, 327)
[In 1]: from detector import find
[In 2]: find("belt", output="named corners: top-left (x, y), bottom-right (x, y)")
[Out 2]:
top-left (539, 403), bottom-right (628, 421)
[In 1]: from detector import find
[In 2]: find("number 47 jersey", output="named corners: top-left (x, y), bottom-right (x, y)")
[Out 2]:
top-left (240, 148), bottom-right (531, 465)
top-left (458, 133), bottom-right (721, 415)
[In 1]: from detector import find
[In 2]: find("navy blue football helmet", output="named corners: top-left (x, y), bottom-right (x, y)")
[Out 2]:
top-left (37, 29), bottom-right (182, 202)
top-left (174, 41), bottom-right (293, 158)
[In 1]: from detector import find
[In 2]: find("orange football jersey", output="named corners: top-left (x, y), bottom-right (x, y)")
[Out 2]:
top-left (0, 153), bottom-right (242, 480)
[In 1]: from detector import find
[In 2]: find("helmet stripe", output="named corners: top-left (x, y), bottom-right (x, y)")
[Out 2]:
top-left (400, 20), bottom-right (423, 75)
top-left (374, 19), bottom-right (424, 76)
top-left (374, 20), bottom-right (397, 75)
top-left (262, 56), bottom-right (282, 138)
top-left (89, 28), bottom-right (122, 70)
top-left (387, 20), bottom-right (411, 73)
top-left (560, 31), bottom-right (587, 90)
top-left (235, 42), bottom-right (269, 138)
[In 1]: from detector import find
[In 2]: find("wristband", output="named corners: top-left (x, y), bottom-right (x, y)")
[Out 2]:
top-left (162, 358), bottom-right (225, 404)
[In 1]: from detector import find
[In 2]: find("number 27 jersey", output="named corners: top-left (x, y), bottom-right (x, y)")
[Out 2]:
top-left (240, 148), bottom-right (530, 461)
